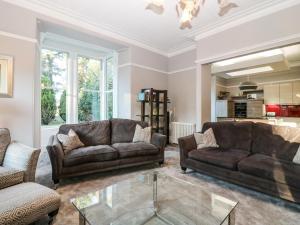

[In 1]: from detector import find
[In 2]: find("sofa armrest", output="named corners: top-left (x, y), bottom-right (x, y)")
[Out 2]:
top-left (46, 135), bottom-right (64, 183)
top-left (178, 135), bottom-right (197, 163)
top-left (151, 133), bottom-right (167, 151)
top-left (2, 142), bottom-right (41, 182)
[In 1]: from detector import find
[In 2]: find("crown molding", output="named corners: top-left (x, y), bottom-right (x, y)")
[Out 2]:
top-left (192, 0), bottom-right (300, 41)
top-left (0, 30), bottom-right (37, 43)
top-left (4, 0), bottom-right (300, 58)
top-left (3, 0), bottom-right (169, 57)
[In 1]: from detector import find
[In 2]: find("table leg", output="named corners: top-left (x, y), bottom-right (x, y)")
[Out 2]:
top-left (79, 213), bottom-right (87, 225)
top-left (228, 208), bottom-right (236, 225)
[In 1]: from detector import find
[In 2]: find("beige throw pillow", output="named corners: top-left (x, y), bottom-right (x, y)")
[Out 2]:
top-left (194, 128), bottom-right (219, 149)
top-left (132, 124), bottom-right (152, 143)
top-left (293, 145), bottom-right (300, 165)
top-left (57, 129), bottom-right (84, 154)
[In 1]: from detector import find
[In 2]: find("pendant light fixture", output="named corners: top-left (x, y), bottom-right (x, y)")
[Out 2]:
top-left (146, 0), bottom-right (238, 29)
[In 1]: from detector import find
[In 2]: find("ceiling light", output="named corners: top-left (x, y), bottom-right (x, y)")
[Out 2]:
top-left (146, 0), bottom-right (238, 29)
top-left (146, 0), bottom-right (165, 15)
top-left (227, 66), bottom-right (274, 77)
top-left (214, 49), bottom-right (283, 67)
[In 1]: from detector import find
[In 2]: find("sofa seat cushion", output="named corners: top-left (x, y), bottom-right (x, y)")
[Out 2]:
top-left (0, 182), bottom-right (60, 225)
top-left (0, 167), bottom-right (24, 189)
top-left (63, 145), bottom-right (118, 167)
top-left (238, 154), bottom-right (300, 189)
top-left (112, 143), bottom-right (159, 158)
top-left (188, 148), bottom-right (250, 170)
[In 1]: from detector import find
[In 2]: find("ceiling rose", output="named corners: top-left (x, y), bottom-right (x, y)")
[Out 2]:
top-left (146, 0), bottom-right (238, 29)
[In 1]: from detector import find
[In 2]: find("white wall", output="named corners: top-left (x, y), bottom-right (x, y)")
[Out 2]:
top-left (0, 2), bottom-right (37, 146)
top-left (167, 49), bottom-right (197, 124)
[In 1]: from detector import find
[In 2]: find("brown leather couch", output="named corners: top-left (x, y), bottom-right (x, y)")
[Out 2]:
top-left (179, 121), bottom-right (300, 203)
top-left (47, 119), bottom-right (166, 184)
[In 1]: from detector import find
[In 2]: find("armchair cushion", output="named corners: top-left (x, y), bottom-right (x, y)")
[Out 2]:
top-left (0, 167), bottom-right (24, 189)
top-left (0, 128), bottom-right (11, 165)
top-left (2, 142), bottom-right (40, 182)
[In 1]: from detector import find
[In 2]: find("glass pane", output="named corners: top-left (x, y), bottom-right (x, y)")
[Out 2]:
top-left (41, 49), bottom-right (68, 126)
top-left (77, 56), bottom-right (102, 122)
top-left (105, 57), bottom-right (113, 91)
top-left (106, 92), bottom-right (113, 119)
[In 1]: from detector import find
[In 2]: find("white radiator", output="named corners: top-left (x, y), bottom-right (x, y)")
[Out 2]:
top-left (170, 122), bottom-right (196, 144)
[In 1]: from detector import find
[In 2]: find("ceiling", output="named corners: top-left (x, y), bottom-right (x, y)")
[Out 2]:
top-left (212, 43), bottom-right (300, 79)
top-left (4, 0), bottom-right (297, 56)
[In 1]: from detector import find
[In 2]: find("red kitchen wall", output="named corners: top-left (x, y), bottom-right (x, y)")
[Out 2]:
top-left (265, 105), bottom-right (300, 117)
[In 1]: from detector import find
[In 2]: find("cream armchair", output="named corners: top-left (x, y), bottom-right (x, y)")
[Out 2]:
top-left (0, 128), bottom-right (40, 184)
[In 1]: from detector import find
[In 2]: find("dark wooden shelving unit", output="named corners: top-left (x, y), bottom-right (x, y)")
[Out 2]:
top-left (137, 88), bottom-right (169, 143)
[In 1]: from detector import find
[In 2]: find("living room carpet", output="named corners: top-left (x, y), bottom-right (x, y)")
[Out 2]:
top-left (36, 146), bottom-right (300, 225)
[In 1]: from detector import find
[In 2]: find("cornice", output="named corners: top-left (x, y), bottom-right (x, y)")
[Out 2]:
top-left (190, 0), bottom-right (300, 41)
top-left (3, 0), bottom-right (300, 58)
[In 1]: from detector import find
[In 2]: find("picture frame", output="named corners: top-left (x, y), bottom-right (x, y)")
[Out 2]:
top-left (0, 55), bottom-right (13, 98)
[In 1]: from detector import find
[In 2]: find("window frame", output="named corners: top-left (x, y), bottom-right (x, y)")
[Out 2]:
top-left (40, 42), bottom-right (116, 126)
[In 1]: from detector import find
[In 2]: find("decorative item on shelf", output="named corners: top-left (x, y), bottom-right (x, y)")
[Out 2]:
top-left (146, 0), bottom-right (238, 29)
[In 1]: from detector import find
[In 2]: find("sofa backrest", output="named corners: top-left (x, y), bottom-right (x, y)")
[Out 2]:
top-left (59, 120), bottom-right (111, 146)
top-left (252, 123), bottom-right (300, 161)
top-left (202, 121), bottom-right (253, 152)
top-left (111, 119), bottom-right (148, 144)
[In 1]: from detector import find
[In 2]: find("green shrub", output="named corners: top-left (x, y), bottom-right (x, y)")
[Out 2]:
top-left (41, 88), bottom-right (56, 125)
top-left (59, 90), bottom-right (66, 122)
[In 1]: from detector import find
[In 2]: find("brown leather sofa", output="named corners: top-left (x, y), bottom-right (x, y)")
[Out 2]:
top-left (179, 121), bottom-right (300, 203)
top-left (47, 119), bottom-right (166, 184)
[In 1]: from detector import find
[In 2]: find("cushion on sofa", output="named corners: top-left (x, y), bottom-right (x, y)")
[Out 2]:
top-left (0, 167), bottom-right (24, 189)
top-left (63, 145), bottom-right (118, 167)
top-left (112, 143), bottom-right (159, 158)
top-left (59, 120), bottom-right (111, 146)
top-left (0, 128), bottom-right (11, 165)
top-left (252, 123), bottom-right (300, 161)
top-left (111, 119), bottom-right (148, 144)
top-left (188, 148), bottom-right (250, 170)
top-left (238, 154), bottom-right (300, 189)
top-left (202, 121), bottom-right (253, 152)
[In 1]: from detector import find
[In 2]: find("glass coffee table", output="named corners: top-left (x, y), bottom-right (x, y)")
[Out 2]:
top-left (71, 171), bottom-right (238, 225)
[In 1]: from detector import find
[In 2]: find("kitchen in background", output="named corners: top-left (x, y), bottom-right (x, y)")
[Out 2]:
top-left (211, 43), bottom-right (300, 127)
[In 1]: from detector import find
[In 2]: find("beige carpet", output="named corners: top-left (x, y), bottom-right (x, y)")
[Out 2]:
top-left (36, 147), bottom-right (300, 225)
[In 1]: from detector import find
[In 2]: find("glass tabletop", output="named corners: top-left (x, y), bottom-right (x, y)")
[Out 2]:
top-left (71, 171), bottom-right (238, 225)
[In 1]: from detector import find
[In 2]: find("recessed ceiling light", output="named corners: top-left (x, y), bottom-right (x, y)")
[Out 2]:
top-left (214, 49), bottom-right (283, 67)
top-left (227, 66), bottom-right (274, 77)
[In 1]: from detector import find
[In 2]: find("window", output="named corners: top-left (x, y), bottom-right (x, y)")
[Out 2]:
top-left (105, 57), bottom-right (114, 119)
top-left (77, 56), bottom-right (102, 122)
top-left (40, 48), bottom-right (115, 126)
top-left (41, 49), bottom-right (68, 126)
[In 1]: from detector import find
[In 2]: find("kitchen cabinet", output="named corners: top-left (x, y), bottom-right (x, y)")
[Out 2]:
top-left (247, 100), bottom-right (263, 118)
top-left (216, 100), bottom-right (234, 118)
top-left (279, 83), bottom-right (293, 104)
top-left (264, 84), bottom-right (279, 104)
top-left (216, 100), bottom-right (228, 117)
top-left (293, 81), bottom-right (300, 104)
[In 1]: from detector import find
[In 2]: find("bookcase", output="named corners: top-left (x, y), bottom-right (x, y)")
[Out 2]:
top-left (137, 88), bottom-right (169, 143)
